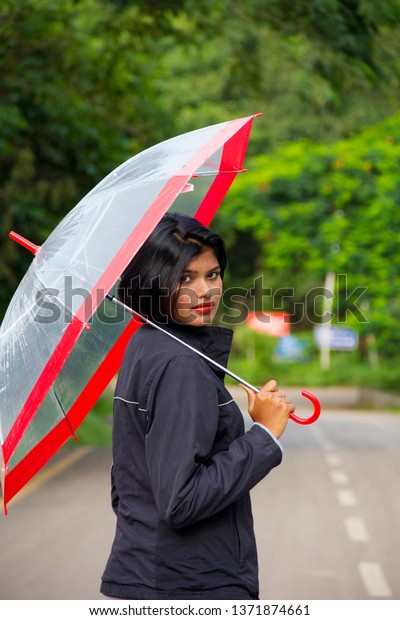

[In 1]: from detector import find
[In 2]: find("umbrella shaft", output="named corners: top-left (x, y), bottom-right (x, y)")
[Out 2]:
top-left (106, 294), bottom-right (259, 393)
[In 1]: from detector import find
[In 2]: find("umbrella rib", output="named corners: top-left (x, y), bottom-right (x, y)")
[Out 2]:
top-left (52, 387), bottom-right (78, 442)
top-left (193, 169), bottom-right (246, 176)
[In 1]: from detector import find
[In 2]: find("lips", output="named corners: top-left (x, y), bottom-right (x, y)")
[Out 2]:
top-left (192, 302), bottom-right (215, 314)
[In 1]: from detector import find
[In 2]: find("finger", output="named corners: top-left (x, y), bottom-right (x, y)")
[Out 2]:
top-left (259, 379), bottom-right (277, 393)
top-left (275, 396), bottom-right (291, 404)
top-left (240, 384), bottom-right (257, 408)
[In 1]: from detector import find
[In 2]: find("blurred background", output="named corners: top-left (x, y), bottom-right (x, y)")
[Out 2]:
top-left (2, 0), bottom-right (400, 391)
top-left (1, 0), bottom-right (400, 602)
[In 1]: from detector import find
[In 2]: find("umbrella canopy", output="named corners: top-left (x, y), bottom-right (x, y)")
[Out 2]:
top-left (0, 115), bottom-right (258, 512)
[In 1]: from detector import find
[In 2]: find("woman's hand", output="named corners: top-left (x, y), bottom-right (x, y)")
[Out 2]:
top-left (241, 380), bottom-right (295, 439)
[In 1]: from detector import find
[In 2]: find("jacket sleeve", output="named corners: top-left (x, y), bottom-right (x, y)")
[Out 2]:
top-left (144, 355), bottom-right (282, 529)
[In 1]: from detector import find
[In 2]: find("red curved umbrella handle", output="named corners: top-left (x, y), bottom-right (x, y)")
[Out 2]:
top-left (289, 390), bottom-right (321, 425)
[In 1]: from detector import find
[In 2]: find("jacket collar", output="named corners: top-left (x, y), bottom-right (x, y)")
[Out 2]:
top-left (162, 321), bottom-right (234, 375)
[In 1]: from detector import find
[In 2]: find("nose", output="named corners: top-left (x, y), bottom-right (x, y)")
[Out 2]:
top-left (179, 279), bottom-right (212, 305)
top-left (195, 278), bottom-right (213, 299)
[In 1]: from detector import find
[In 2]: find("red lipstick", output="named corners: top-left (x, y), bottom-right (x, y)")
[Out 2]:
top-left (192, 302), bottom-right (215, 314)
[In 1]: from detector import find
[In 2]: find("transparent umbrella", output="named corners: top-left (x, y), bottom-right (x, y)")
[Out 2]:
top-left (0, 114), bottom-right (320, 514)
top-left (0, 115), bottom-right (260, 512)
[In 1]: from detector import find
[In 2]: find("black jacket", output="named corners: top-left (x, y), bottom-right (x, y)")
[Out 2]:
top-left (101, 322), bottom-right (283, 600)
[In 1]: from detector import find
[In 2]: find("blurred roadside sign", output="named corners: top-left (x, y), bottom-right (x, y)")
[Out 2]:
top-left (246, 312), bottom-right (290, 337)
top-left (314, 325), bottom-right (359, 351)
top-left (274, 335), bottom-right (306, 362)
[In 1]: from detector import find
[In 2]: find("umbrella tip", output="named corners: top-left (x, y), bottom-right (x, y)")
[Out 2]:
top-left (9, 231), bottom-right (40, 256)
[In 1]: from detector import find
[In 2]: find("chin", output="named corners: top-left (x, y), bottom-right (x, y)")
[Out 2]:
top-left (175, 313), bottom-right (215, 327)
top-left (194, 318), bottom-right (213, 327)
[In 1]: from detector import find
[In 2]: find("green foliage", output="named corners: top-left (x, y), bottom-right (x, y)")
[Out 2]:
top-left (2, 0), bottom-right (400, 396)
top-left (215, 113), bottom-right (400, 356)
top-left (156, 0), bottom-right (400, 151)
top-left (0, 0), bottom-right (177, 312)
top-left (227, 325), bottom-right (400, 391)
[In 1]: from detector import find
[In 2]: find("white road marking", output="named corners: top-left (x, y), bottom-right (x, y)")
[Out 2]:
top-left (337, 488), bottom-right (358, 506)
top-left (345, 517), bottom-right (370, 542)
top-left (311, 426), bottom-right (334, 451)
top-left (313, 421), bottom-right (393, 600)
top-left (358, 562), bottom-right (393, 597)
top-left (330, 469), bottom-right (350, 485)
top-left (325, 453), bottom-right (342, 467)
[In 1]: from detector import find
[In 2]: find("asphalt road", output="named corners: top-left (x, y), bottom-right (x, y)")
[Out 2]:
top-left (1, 402), bottom-right (399, 601)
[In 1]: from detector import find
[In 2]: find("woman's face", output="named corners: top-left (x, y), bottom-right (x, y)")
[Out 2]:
top-left (172, 247), bottom-right (223, 327)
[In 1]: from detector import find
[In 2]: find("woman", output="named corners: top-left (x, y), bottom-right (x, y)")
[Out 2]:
top-left (100, 212), bottom-right (294, 600)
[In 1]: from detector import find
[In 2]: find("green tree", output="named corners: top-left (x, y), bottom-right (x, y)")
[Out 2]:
top-left (0, 0), bottom-right (176, 313)
top-left (2, 0), bottom-right (400, 322)
top-left (214, 113), bottom-right (400, 355)
top-left (156, 0), bottom-right (400, 150)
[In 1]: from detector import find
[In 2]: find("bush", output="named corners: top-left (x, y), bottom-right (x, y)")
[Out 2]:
top-left (214, 113), bottom-right (400, 359)
top-left (227, 325), bottom-right (400, 392)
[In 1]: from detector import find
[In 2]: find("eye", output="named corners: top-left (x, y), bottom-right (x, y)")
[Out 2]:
top-left (208, 270), bottom-right (221, 280)
top-left (180, 274), bottom-right (192, 283)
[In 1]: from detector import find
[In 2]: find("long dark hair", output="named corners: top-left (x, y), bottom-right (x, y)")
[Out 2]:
top-left (118, 212), bottom-right (226, 323)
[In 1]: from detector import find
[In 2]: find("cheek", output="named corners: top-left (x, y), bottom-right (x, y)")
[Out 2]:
top-left (173, 289), bottom-right (196, 316)
top-left (176, 288), bottom-right (196, 305)
top-left (213, 279), bottom-right (223, 297)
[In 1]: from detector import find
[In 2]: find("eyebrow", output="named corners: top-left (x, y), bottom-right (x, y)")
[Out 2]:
top-left (183, 265), bottom-right (221, 274)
